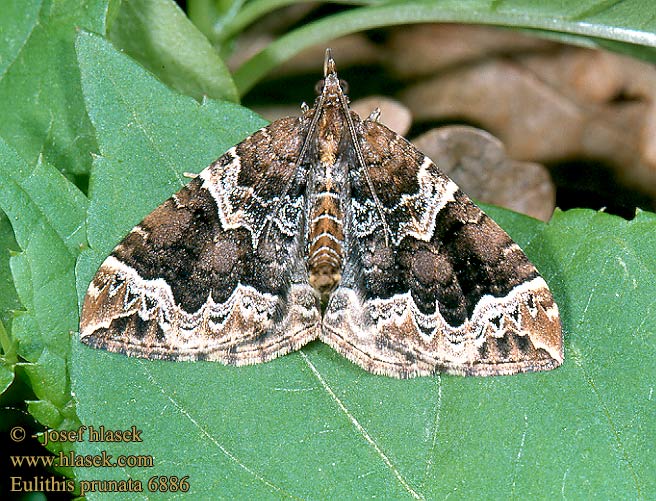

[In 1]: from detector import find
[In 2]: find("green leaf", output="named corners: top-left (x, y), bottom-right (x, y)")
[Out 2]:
top-left (0, 0), bottom-right (112, 177)
top-left (0, 211), bottom-right (21, 332)
top-left (0, 138), bottom-right (88, 430)
top-left (108, 0), bottom-right (239, 103)
top-left (0, 212), bottom-right (21, 395)
top-left (187, 0), bottom-right (247, 47)
top-left (0, 319), bottom-right (16, 395)
top-left (232, 0), bottom-right (656, 95)
top-left (71, 206), bottom-right (655, 498)
top-left (70, 31), bottom-right (655, 501)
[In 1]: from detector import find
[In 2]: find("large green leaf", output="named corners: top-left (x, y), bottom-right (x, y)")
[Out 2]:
top-left (0, 0), bottom-right (112, 177)
top-left (71, 207), bottom-right (656, 498)
top-left (0, 212), bottom-right (21, 396)
top-left (231, 0), bottom-right (656, 94)
top-left (71, 28), bottom-right (654, 501)
top-left (0, 212), bottom-right (21, 333)
top-left (0, 138), bottom-right (87, 431)
top-left (108, 0), bottom-right (239, 102)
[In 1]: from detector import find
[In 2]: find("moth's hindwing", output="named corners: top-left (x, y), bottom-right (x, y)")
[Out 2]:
top-left (80, 118), bottom-right (322, 364)
top-left (321, 119), bottom-right (562, 377)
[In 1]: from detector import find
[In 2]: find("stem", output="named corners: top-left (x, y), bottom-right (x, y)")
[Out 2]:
top-left (0, 318), bottom-right (17, 364)
top-left (223, 0), bottom-right (378, 42)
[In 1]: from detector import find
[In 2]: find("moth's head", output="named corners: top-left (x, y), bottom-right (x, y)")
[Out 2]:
top-left (313, 48), bottom-right (349, 102)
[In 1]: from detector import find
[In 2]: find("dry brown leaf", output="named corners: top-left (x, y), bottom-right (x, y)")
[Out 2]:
top-left (413, 126), bottom-right (556, 221)
top-left (351, 96), bottom-right (412, 136)
top-left (399, 46), bottom-right (656, 196)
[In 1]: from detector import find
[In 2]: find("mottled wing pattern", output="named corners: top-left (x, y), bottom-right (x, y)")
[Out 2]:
top-left (82, 50), bottom-right (562, 378)
top-left (322, 117), bottom-right (562, 377)
top-left (80, 118), bottom-right (322, 364)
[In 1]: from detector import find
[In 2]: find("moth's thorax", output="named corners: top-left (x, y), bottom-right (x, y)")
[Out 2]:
top-left (307, 105), bottom-right (348, 301)
top-left (316, 106), bottom-right (344, 164)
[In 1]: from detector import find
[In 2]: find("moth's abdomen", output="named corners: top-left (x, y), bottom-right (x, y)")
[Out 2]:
top-left (307, 169), bottom-right (345, 300)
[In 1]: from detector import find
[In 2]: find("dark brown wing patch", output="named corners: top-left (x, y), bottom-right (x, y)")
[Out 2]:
top-left (322, 119), bottom-right (562, 377)
top-left (80, 121), bottom-right (322, 364)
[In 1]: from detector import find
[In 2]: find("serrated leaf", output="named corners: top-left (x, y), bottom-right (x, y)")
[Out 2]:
top-left (0, 0), bottom-right (112, 177)
top-left (70, 31), bottom-right (655, 501)
top-left (0, 139), bottom-right (88, 430)
top-left (0, 211), bottom-right (21, 329)
top-left (108, 0), bottom-right (238, 102)
top-left (0, 319), bottom-right (15, 395)
top-left (0, 211), bottom-right (20, 397)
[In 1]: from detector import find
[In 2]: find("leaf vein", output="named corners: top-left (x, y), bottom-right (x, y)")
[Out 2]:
top-left (142, 365), bottom-right (297, 498)
top-left (570, 346), bottom-right (643, 498)
top-left (300, 351), bottom-right (424, 500)
top-left (510, 413), bottom-right (529, 498)
top-left (102, 74), bottom-right (185, 186)
top-left (421, 374), bottom-right (442, 489)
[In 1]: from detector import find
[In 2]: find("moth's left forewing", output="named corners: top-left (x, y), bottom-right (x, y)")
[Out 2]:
top-left (322, 117), bottom-right (563, 378)
top-left (81, 117), bottom-right (322, 364)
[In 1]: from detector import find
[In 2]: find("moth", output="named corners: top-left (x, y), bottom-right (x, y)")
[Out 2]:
top-left (80, 49), bottom-right (563, 378)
